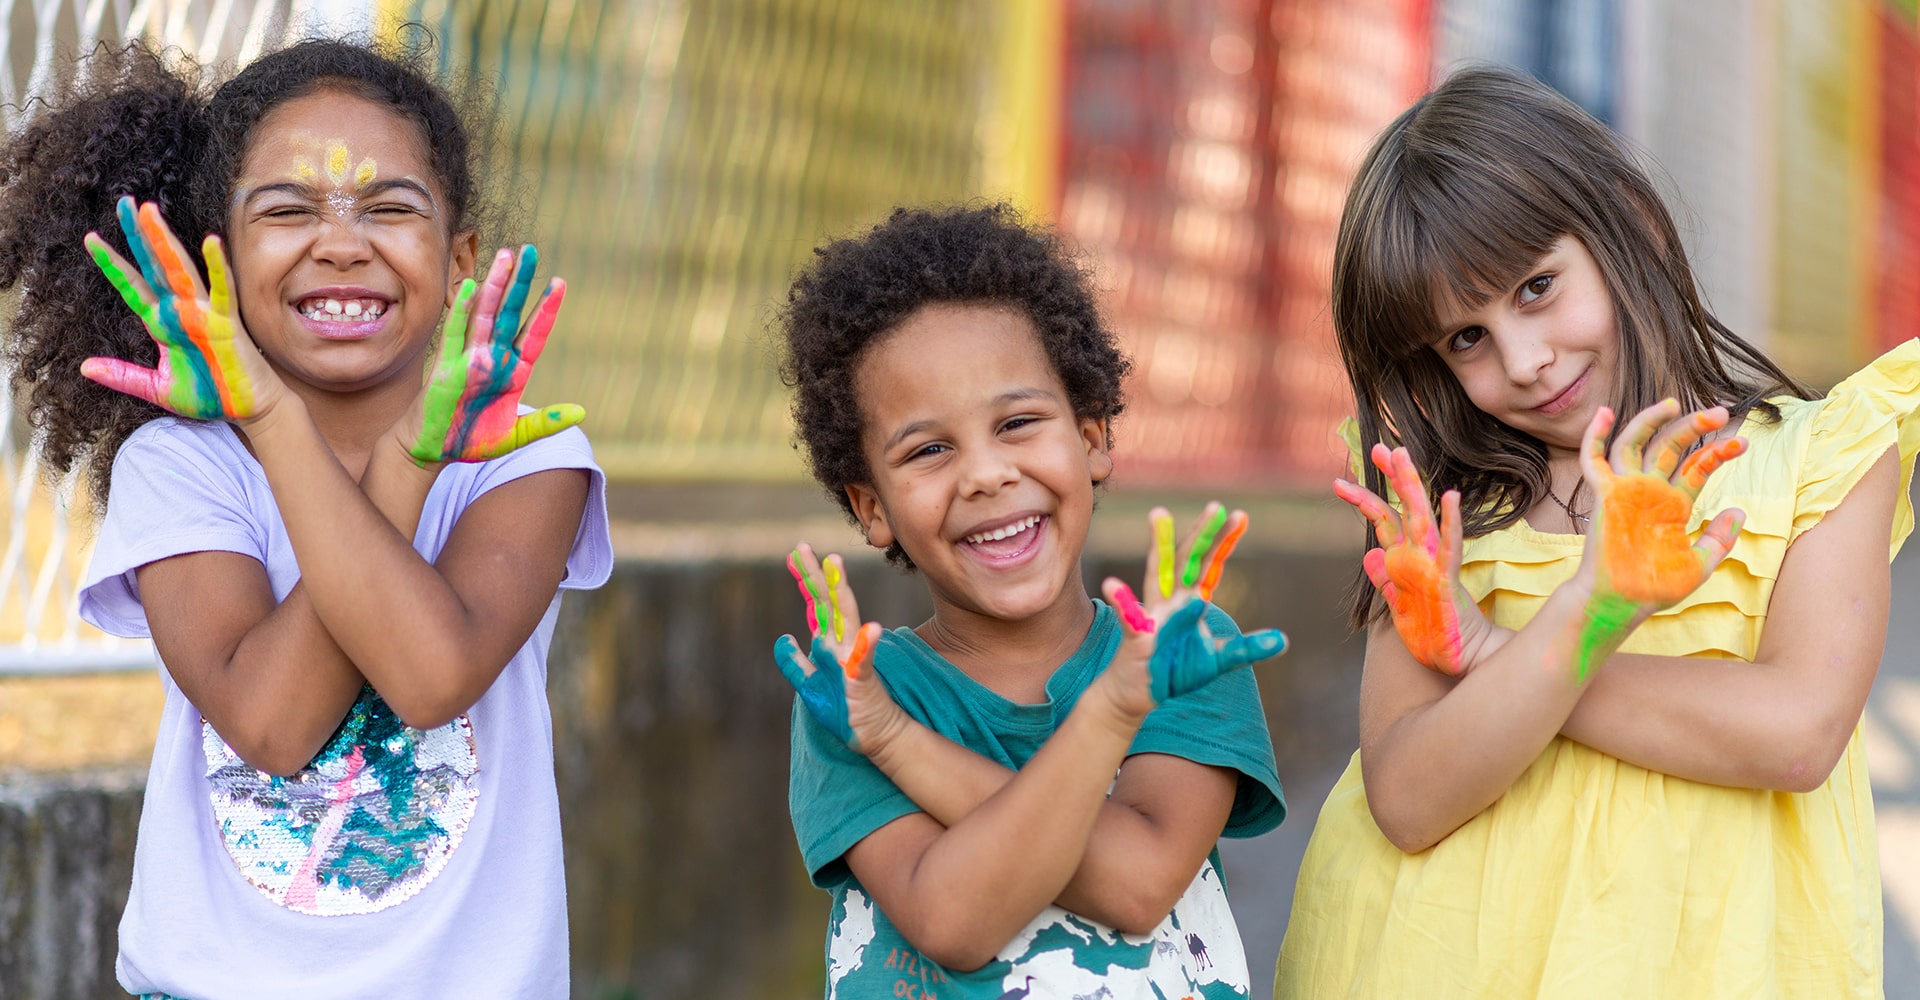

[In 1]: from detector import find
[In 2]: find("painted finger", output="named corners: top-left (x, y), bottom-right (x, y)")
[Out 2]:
top-left (512, 279), bottom-right (566, 365)
top-left (1645, 407), bottom-right (1728, 478)
top-left (199, 235), bottom-right (255, 414)
top-left (85, 233), bottom-right (159, 323)
top-left (1691, 508), bottom-right (1745, 577)
top-left (822, 555), bottom-right (848, 643)
top-left (492, 245), bottom-right (539, 357)
top-left (1579, 406), bottom-right (1618, 489)
top-left (773, 634), bottom-right (816, 688)
top-left (787, 545), bottom-right (834, 638)
top-left (1196, 510), bottom-right (1248, 601)
top-left (1611, 398), bottom-right (1679, 474)
top-left (1151, 508), bottom-right (1176, 599)
top-left (1333, 478), bottom-right (1404, 547)
top-left (1180, 504), bottom-right (1229, 588)
top-left (1215, 629), bottom-right (1288, 670)
top-left (1105, 579), bottom-right (1157, 634)
top-left (844, 621), bottom-right (881, 679)
top-left (467, 248), bottom-right (516, 342)
top-left (498, 404), bottom-right (586, 454)
top-left (204, 235), bottom-right (237, 322)
top-left (113, 197), bottom-right (163, 292)
top-left (1675, 437), bottom-right (1747, 495)
top-left (79, 357), bottom-right (168, 406)
top-left (825, 553), bottom-right (866, 644)
top-left (413, 280), bottom-right (477, 460)
top-left (1387, 448), bottom-right (1439, 552)
top-left (137, 201), bottom-right (209, 304)
top-left (1361, 546), bottom-right (1391, 591)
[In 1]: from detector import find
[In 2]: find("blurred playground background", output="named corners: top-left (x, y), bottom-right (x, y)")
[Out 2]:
top-left (2, 1), bottom-right (1918, 997)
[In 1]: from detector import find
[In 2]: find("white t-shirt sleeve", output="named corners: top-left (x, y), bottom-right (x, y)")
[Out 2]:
top-left (79, 420), bottom-right (265, 639)
top-left (461, 423), bottom-right (613, 591)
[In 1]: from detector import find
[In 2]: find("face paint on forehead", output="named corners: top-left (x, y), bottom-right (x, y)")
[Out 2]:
top-left (285, 140), bottom-right (380, 217)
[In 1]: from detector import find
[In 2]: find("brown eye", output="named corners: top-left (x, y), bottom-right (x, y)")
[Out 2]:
top-left (1519, 274), bottom-right (1554, 304)
top-left (1447, 326), bottom-right (1487, 353)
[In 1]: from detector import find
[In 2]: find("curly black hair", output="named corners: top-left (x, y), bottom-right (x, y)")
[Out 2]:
top-left (779, 203), bottom-right (1131, 568)
top-left (0, 32), bottom-right (504, 504)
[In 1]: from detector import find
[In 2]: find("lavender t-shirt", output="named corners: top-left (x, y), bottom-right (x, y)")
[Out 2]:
top-left (79, 416), bottom-right (612, 999)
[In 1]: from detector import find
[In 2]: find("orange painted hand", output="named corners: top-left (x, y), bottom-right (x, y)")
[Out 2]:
top-left (1334, 444), bottom-right (1489, 676)
top-left (774, 543), bottom-right (899, 754)
top-left (1579, 401), bottom-right (1747, 607)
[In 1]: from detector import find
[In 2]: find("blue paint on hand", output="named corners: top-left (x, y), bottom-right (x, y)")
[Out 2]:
top-left (1147, 599), bottom-right (1287, 702)
top-left (775, 633), bottom-right (856, 747)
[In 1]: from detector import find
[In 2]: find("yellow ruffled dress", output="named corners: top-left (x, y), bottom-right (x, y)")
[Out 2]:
top-left (1276, 342), bottom-right (1920, 999)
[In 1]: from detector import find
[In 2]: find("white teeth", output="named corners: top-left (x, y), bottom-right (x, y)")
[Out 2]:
top-left (965, 515), bottom-right (1041, 545)
top-left (300, 297), bottom-right (386, 322)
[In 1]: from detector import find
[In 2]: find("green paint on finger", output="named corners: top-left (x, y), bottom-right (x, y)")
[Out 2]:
top-left (1181, 506), bottom-right (1229, 588)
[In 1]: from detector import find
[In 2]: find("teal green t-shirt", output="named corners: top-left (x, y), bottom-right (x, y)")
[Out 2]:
top-left (787, 601), bottom-right (1284, 998)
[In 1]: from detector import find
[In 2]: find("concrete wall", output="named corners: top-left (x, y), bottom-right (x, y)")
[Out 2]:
top-left (0, 548), bottom-right (1363, 999)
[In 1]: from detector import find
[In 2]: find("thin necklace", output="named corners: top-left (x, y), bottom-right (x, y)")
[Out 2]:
top-left (1547, 486), bottom-right (1592, 525)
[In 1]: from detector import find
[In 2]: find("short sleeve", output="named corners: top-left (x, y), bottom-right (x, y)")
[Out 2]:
top-left (79, 421), bottom-right (266, 638)
top-left (1790, 340), bottom-right (1920, 557)
top-left (464, 423), bottom-right (613, 591)
top-left (787, 695), bottom-right (919, 889)
top-left (1130, 604), bottom-right (1286, 837)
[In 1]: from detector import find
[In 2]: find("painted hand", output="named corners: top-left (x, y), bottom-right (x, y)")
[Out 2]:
top-left (1334, 443), bottom-right (1491, 676)
top-left (407, 245), bottom-right (584, 464)
top-left (774, 542), bottom-right (891, 752)
top-left (1103, 504), bottom-right (1285, 708)
top-left (1570, 401), bottom-right (1747, 679)
top-left (80, 197), bottom-right (279, 421)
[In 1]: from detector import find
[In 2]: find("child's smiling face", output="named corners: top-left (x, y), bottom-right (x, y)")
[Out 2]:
top-left (226, 89), bottom-right (476, 395)
top-left (847, 303), bottom-right (1113, 626)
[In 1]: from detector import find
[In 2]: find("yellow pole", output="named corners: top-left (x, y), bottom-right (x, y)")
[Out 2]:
top-left (983, 0), bottom-right (1064, 219)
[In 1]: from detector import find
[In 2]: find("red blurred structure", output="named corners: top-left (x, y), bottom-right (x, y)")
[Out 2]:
top-left (1058, 0), bottom-right (1432, 488)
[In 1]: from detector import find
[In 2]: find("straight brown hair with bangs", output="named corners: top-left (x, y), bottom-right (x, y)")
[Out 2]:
top-left (1335, 66), bottom-right (1810, 629)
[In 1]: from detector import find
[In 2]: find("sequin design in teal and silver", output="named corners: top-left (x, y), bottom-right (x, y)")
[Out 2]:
top-left (201, 685), bottom-right (479, 915)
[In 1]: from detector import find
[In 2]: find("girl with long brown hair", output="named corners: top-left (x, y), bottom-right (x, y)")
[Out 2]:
top-left (1277, 66), bottom-right (1918, 997)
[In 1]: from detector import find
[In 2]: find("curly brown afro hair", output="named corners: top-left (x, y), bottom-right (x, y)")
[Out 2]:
top-left (778, 203), bottom-right (1131, 568)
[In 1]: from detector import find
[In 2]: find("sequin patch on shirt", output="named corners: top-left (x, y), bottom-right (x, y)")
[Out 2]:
top-left (202, 685), bottom-right (479, 915)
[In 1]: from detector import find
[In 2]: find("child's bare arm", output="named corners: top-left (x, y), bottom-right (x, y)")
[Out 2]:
top-left (841, 665), bottom-right (1149, 971)
top-left (1559, 447), bottom-right (1895, 791)
top-left (139, 445), bottom-right (583, 771)
top-left (864, 723), bottom-right (1236, 934)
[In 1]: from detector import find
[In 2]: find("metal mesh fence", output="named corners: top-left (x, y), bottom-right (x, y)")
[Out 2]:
top-left (390, 0), bottom-right (991, 480)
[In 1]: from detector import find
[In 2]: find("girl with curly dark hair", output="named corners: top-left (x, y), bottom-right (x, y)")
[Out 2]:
top-left (772, 203), bottom-right (1289, 996)
top-left (2, 36), bottom-right (610, 996)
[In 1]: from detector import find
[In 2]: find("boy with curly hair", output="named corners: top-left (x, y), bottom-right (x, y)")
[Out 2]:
top-left (773, 203), bottom-right (1288, 998)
